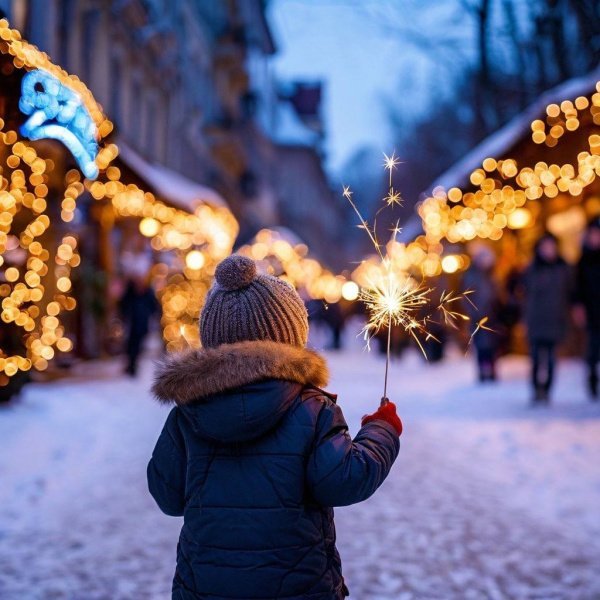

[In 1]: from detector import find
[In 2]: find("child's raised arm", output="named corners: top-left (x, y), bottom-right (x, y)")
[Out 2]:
top-left (306, 398), bottom-right (401, 507)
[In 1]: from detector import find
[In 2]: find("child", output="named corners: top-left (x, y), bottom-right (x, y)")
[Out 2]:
top-left (148, 255), bottom-right (401, 599)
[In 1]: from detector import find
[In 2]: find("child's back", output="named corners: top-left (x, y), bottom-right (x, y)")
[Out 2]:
top-left (148, 256), bottom-right (401, 599)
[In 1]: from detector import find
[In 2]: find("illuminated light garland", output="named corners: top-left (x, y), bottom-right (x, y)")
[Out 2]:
top-left (0, 20), bottom-right (229, 380)
top-left (237, 229), bottom-right (348, 304)
top-left (0, 127), bottom-right (80, 379)
top-left (418, 81), bottom-right (600, 251)
top-left (19, 69), bottom-right (99, 178)
top-left (83, 144), bottom-right (238, 352)
top-left (0, 18), bottom-right (115, 385)
top-left (0, 19), bottom-right (112, 135)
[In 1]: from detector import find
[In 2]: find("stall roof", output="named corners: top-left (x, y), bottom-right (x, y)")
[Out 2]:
top-left (116, 140), bottom-right (226, 211)
top-left (432, 67), bottom-right (600, 192)
top-left (398, 68), bottom-right (600, 243)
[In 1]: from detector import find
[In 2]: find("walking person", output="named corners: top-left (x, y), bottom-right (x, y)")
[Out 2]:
top-left (524, 234), bottom-right (571, 404)
top-left (119, 274), bottom-right (159, 376)
top-left (573, 217), bottom-right (600, 399)
top-left (148, 255), bottom-right (401, 599)
top-left (464, 244), bottom-right (501, 382)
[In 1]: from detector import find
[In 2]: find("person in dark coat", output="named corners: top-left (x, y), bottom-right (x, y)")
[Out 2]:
top-left (524, 234), bottom-right (571, 404)
top-left (463, 244), bottom-right (502, 382)
top-left (573, 217), bottom-right (600, 399)
top-left (148, 255), bottom-right (401, 600)
top-left (119, 275), bottom-right (159, 376)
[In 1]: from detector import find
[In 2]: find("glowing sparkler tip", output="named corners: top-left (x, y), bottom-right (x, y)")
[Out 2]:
top-left (382, 151), bottom-right (401, 173)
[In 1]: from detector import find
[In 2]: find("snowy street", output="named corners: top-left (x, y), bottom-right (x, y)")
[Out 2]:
top-left (1, 347), bottom-right (600, 599)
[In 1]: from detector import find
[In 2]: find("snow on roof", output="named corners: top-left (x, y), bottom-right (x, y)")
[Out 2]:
top-left (398, 68), bottom-right (600, 243)
top-left (116, 140), bottom-right (226, 211)
top-left (432, 67), bottom-right (600, 192)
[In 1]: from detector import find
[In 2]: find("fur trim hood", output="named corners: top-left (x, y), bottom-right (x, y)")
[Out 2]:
top-left (152, 340), bottom-right (329, 406)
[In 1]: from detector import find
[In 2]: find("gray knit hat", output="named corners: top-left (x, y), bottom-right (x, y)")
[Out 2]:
top-left (200, 255), bottom-right (309, 348)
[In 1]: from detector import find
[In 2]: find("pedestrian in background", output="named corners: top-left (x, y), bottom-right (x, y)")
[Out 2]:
top-left (524, 234), bottom-right (571, 404)
top-left (148, 255), bottom-right (401, 599)
top-left (464, 244), bottom-right (502, 382)
top-left (573, 217), bottom-right (600, 399)
top-left (119, 274), bottom-right (159, 377)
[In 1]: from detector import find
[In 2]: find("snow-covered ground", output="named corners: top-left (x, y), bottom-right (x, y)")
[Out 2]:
top-left (1, 344), bottom-right (599, 599)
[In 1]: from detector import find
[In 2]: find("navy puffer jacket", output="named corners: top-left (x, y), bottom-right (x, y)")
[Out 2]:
top-left (149, 341), bottom-right (400, 599)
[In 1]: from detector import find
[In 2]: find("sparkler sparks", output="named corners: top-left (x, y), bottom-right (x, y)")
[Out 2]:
top-left (359, 268), bottom-right (432, 398)
top-left (384, 188), bottom-right (403, 207)
top-left (344, 151), bottom-right (486, 401)
top-left (361, 269), bottom-right (430, 336)
top-left (437, 289), bottom-right (473, 329)
top-left (468, 316), bottom-right (494, 347)
top-left (389, 221), bottom-right (403, 238)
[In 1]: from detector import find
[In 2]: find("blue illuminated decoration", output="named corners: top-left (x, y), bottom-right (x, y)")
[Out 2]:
top-left (19, 70), bottom-right (99, 179)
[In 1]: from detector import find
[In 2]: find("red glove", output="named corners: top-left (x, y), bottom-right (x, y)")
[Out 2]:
top-left (361, 400), bottom-right (402, 436)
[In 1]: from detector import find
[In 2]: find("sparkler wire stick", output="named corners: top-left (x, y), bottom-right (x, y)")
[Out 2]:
top-left (383, 324), bottom-right (391, 402)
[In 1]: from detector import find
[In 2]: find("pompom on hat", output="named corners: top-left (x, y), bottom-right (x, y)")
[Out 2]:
top-left (200, 255), bottom-right (309, 349)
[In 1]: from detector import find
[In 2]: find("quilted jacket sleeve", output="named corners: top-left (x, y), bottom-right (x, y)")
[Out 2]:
top-left (306, 399), bottom-right (400, 507)
top-left (147, 407), bottom-right (187, 516)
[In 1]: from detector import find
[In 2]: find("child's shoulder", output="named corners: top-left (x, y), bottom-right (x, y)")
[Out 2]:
top-left (300, 385), bottom-right (337, 405)
top-left (285, 386), bottom-right (341, 437)
top-left (290, 385), bottom-right (340, 425)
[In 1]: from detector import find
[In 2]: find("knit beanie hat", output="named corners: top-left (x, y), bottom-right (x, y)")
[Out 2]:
top-left (200, 255), bottom-right (309, 348)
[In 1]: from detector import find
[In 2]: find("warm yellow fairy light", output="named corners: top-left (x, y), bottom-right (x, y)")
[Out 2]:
top-left (441, 254), bottom-right (461, 274)
top-left (419, 82), bottom-right (600, 248)
top-left (507, 207), bottom-right (533, 229)
top-left (341, 280), bottom-right (359, 301)
top-left (139, 217), bottom-right (160, 237)
top-left (0, 19), bottom-right (238, 376)
top-left (238, 229), bottom-right (344, 303)
top-left (0, 19), bottom-right (112, 137)
top-left (185, 250), bottom-right (205, 270)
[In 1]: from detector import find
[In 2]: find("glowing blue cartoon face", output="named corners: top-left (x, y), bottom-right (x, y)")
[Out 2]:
top-left (19, 70), bottom-right (99, 179)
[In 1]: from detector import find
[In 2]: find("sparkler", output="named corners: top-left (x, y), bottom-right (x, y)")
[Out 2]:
top-left (360, 266), bottom-right (430, 399)
top-left (344, 152), bottom-right (483, 402)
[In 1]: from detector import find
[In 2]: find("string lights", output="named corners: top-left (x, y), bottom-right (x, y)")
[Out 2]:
top-left (20, 69), bottom-right (99, 179)
top-left (85, 147), bottom-right (238, 352)
top-left (237, 229), bottom-right (349, 304)
top-left (418, 84), bottom-right (600, 255)
top-left (2, 15), bottom-right (599, 389)
top-left (0, 18), bottom-right (238, 383)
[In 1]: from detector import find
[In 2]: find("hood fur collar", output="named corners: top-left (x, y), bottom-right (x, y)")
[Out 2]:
top-left (152, 340), bottom-right (329, 405)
